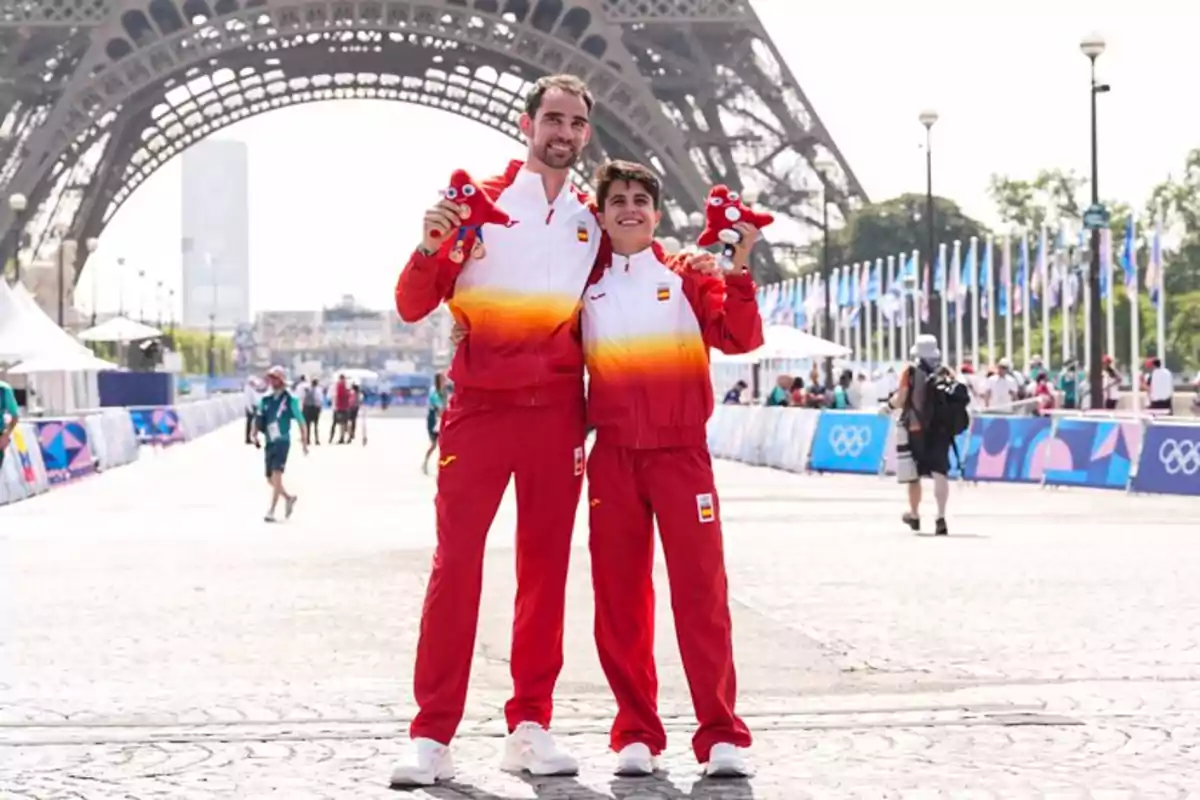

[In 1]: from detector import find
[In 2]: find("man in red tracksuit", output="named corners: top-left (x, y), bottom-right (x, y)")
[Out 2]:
top-left (389, 74), bottom-right (606, 787)
top-left (580, 161), bottom-right (764, 778)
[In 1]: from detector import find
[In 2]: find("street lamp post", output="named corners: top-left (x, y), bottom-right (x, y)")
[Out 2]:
top-left (137, 268), bottom-right (146, 322)
top-left (819, 178), bottom-right (834, 390)
top-left (85, 238), bottom-right (100, 326)
top-left (1081, 33), bottom-right (1109, 408)
top-left (206, 253), bottom-right (218, 379)
top-left (7, 193), bottom-right (27, 284)
top-left (919, 110), bottom-right (939, 340)
top-left (57, 238), bottom-right (77, 326)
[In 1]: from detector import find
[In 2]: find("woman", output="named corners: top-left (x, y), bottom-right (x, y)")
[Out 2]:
top-left (421, 372), bottom-right (448, 474)
top-left (1102, 356), bottom-right (1122, 410)
top-left (1032, 373), bottom-right (1056, 416)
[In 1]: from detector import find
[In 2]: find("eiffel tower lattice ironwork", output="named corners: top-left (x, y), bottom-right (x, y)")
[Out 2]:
top-left (0, 0), bottom-right (867, 283)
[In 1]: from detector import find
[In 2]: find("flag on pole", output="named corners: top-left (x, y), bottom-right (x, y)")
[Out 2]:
top-left (1147, 217), bottom-right (1163, 306)
top-left (999, 235), bottom-right (1011, 318)
top-left (1014, 233), bottom-right (1027, 315)
top-left (979, 239), bottom-right (992, 319)
top-left (1121, 218), bottom-right (1138, 300)
top-left (921, 261), bottom-right (930, 323)
top-left (1032, 227), bottom-right (1046, 302)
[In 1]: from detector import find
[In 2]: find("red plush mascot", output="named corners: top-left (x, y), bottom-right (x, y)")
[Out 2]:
top-left (696, 185), bottom-right (774, 270)
top-left (432, 169), bottom-right (512, 263)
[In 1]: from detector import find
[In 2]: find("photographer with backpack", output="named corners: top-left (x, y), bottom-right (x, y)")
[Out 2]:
top-left (882, 334), bottom-right (971, 536)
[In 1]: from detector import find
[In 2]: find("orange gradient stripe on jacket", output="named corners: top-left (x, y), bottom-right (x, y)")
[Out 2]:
top-left (586, 334), bottom-right (710, 383)
top-left (450, 288), bottom-right (583, 341)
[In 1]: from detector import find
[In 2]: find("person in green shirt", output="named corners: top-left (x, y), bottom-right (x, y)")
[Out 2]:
top-left (0, 379), bottom-right (19, 470)
top-left (422, 372), bottom-right (449, 475)
top-left (253, 366), bottom-right (308, 522)
top-left (1057, 362), bottom-right (1079, 410)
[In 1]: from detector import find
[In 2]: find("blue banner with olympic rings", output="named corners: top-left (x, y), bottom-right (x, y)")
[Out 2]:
top-left (1131, 422), bottom-right (1200, 496)
top-left (809, 411), bottom-right (890, 474)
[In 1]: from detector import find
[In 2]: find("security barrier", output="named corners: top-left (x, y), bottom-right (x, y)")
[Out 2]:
top-left (707, 405), bottom-right (1200, 498)
top-left (0, 395), bottom-right (245, 508)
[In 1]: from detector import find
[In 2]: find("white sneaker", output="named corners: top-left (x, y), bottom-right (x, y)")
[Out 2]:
top-left (389, 737), bottom-right (455, 787)
top-left (703, 743), bottom-right (754, 778)
top-left (500, 721), bottom-right (579, 776)
top-left (614, 742), bottom-right (657, 776)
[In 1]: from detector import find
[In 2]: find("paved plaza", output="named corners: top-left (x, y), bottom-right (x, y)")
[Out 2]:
top-left (1, 419), bottom-right (1198, 798)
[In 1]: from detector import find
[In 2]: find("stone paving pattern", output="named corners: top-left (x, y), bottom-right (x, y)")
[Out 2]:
top-left (1, 420), bottom-right (1198, 798)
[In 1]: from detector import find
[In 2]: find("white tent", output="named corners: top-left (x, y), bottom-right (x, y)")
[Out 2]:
top-left (0, 281), bottom-right (104, 413)
top-left (7, 350), bottom-right (120, 374)
top-left (711, 325), bottom-right (850, 364)
top-left (78, 315), bottom-right (162, 343)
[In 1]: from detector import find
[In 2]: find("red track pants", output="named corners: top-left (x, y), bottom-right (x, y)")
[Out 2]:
top-left (409, 398), bottom-right (585, 744)
top-left (586, 440), bottom-right (751, 763)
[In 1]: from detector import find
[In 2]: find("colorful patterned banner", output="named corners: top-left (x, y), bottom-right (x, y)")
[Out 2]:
top-left (129, 407), bottom-right (185, 445)
top-left (1042, 419), bottom-right (1142, 490)
top-left (34, 419), bottom-right (96, 485)
top-left (1131, 423), bottom-right (1200, 497)
top-left (10, 425), bottom-right (38, 487)
top-left (961, 416), bottom-right (1053, 483)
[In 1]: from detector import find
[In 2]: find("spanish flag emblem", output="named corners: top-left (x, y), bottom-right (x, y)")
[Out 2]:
top-left (696, 492), bottom-right (715, 523)
top-left (576, 222), bottom-right (589, 242)
top-left (656, 284), bottom-right (670, 302)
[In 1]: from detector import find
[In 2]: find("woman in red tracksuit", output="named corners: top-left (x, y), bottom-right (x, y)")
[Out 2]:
top-left (581, 160), bottom-right (765, 778)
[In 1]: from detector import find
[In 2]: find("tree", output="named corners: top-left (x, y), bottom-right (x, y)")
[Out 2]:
top-left (165, 329), bottom-right (234, 375)
top-left (987, 168), bottom-right (1088, 231)
top-left (816, 193), bottom-right (991, 272)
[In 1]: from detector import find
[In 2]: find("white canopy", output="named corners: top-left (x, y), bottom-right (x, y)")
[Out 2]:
top-left (77, 315), bottom-right (163, 343)
top-left (0, 280), bottom-right (91, 362)
top-left (711, 325), bottom-right (850, 364)
top-left (337, 367), bottom-right (379, 383)
top-left (7, 350), bottom-right (119, 374)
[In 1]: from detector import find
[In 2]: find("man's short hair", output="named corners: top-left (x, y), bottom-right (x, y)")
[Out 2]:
top-left (524, 74), bottom-right (594, 118)
top-left (594, 160), bottom-right (662, 210)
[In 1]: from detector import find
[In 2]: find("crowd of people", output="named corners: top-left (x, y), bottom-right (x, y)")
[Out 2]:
top-left (730, 352), bottom-right (1191, 417)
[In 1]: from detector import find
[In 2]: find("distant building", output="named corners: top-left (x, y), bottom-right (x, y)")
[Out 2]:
top-left (180, 139), bottom-right (250, 329)
top-left (253, 295), bottom-right (451, 373)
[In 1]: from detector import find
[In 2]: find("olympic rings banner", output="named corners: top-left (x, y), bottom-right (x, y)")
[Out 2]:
top-left (809, 411), bottom-right (891, 474)
top-left (1131, 423), bottom-right (1200, 496)
top-left (707, 405), bottom-right (1200, 499)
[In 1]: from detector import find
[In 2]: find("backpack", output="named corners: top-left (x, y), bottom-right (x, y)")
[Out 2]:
top-left (928, 372), bottom-right (971, 437)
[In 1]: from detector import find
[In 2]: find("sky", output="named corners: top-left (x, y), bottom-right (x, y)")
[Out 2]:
top-left (79, 0), bottom-right (1200, 319)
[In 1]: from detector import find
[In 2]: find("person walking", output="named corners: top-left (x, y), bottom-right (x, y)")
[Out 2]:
top-left (580, 160), bottom-right (763, 778)
top-left (422, 372), bottom-right (448, 475)
top-left (252, 366), bottom-right (308, 522)
top-left (885, 335), bottom-right (969, 536)
top-left (330, 374), bottom-right (350, 444)
top-left (301, 378), bottom-right (323, 445)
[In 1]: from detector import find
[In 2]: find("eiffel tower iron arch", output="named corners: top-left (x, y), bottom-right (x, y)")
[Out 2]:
top-left (1, 0), bottom-right (869, 286)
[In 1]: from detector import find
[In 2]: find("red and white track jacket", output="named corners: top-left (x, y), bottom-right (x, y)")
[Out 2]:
top-left (582, 241), bottom-right (764, 449)
top-left (395, 160), bottom-right (604, 406)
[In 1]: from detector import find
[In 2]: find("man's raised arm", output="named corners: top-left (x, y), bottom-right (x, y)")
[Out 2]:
top-left (394, 198), bottom-right (469, 322)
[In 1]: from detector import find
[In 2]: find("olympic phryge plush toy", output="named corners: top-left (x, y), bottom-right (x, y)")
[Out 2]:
top-left (696, 185), bottom-right (774, 270)
top-left (431, 169), bottom-right (512, 263)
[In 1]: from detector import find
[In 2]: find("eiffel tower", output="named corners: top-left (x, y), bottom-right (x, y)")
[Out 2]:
top-left (0, 0), bottom-right (867, 285)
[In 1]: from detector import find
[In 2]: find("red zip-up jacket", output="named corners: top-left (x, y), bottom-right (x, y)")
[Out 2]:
top-left (395, 161), bottom-right (604, 407)
top-left (581, 241), bottom-right (764, 449)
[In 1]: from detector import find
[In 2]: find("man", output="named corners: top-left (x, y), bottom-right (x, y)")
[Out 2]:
top-left (983, 357), bottom-right (1021, 412)
top-left (885, 334), bottom-right (967, 536)
top-left (582, 160), bottom-right (762, 777)
top-left (0, 378), bottom-right (20, 469)
top-left (301, 378), bottom-right (323, 445)
top-left (252, 366), bottom-right (308, 522)
top-left (389, 73), bottom-right (606, 787)
top-left (1147, 357), bottom-right (1174, 413)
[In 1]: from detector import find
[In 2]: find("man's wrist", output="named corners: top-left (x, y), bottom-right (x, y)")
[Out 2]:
top-left (415, 243), bottom-right (436, 257)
